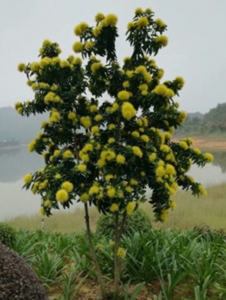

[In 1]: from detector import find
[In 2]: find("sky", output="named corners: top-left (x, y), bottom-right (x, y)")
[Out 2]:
top-left (0, 0), bottom-right (226, 113)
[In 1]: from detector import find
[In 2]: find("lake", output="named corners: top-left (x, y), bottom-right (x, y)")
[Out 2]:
top-left (0, 147), bottom-right (226, 221)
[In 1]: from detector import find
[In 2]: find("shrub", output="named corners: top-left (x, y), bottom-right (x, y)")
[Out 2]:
top-left (0, 222), bottom-right (17, 249)
top-left (96, 209), bottom-right (152, 238)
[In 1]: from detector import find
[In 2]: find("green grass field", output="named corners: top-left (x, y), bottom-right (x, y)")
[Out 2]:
top-left (6, 183), bottom-right (226, 233)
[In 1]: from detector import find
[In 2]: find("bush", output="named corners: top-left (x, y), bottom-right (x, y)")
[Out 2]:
top-left (0, 223), bottom-right (17, 249)
top-left (96, 209), bottom-right (152, 238)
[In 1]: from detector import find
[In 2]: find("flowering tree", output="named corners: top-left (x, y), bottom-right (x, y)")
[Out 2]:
top-left (17, 7), bottom-right (213, 298)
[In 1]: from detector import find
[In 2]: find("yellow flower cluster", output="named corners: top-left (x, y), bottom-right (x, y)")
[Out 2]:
top-left (126, 202), bottom-right (135, 215)
top-left (121, 102), bottom-right (136, 120)
top-left (152, 84), bottom-right (174, 98)
top-left (155, 35), bottom-right (168, 47)
top-left (56, 189), bottom-right (69, 202)
top-left (135, 65), bottom-right (152, 83)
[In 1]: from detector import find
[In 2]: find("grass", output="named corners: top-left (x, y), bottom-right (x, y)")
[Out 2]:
top-left (5, 227), bottom-right (226, 299)
top-left (6, 183), bottom-right (226, 233)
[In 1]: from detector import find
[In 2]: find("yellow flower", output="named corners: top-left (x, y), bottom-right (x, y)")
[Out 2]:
top-left (81, 154), bottom-right (89, 163)
top-left (165, 132), bottom-right (171, 140)
top-left (63, 150), bottom-right (74, 159)
top-left (107, 187), bottom-right (116, 198)
top-left (160, 209), bottom-right (168, 222)
top-left (141, 135), bottom-right (149, 142)
top-left (91, 126), bottom-right (99, 134)
top-left (56, 189), bottom-right (69, 202)
top-left (105, 174), bottom-right (114, 181)
top-left (80, 193), bottom-right (89, 203)
top-left (145, 8), bottom-right (152, 13)
top-left (157, 69), bottom-right (164, 79)
top-left (126, 202), bottom-right (135, 215)
top-left (44, 200), bottom-right (52, 208)
top-left (89, 186), bottom-right (99, 195)
top-left (80, 116), bottom-right (92, 128)
top-left (30, 62), bottom-right (40, 72)
top-left (155, 35), bottom-right (168, 46)
top-left (155, 166), bottom-right (165, 178)
top-left (92, 26), bottom-right (102, 36)
top-left (170, 201), bottom-right (177, 210)
top-left (72, 41), bottom-right (83, 53)
top-left (77, 164), bottom-right (87, 172)
top-left (193, 148), bottom-right (201, 155)
top-left (155, 19), bottom-right (166, 28)
top-left (83, 143), bottom-right (93, 152)
top-left (40, 207), bottom-right (45, 216)
top-left (123, 81), bottom-right (130, 88)
top-left (122, 102), bottom-right (136, 120)
top-left (125, 186), bottom-right (132, 193)
top-left (108, 138), bottom-right (115, 144)
top-left (14, 102), bottom-right (22, 109)
top-left (60, 60), bottom-right (70, 68)
top-left (135, 7), bottom-right (143, 14)
top-left (94, 114), bottom-right (103, 122)
top-left (116, 154), bottom-right (125, 164)
top-left (175, 76), bottom-right (185, 89)
top-left (23, 173), bottom-right (32, 184)
top-left (132, 146), bottom-right (143, 158)
top-left (112, 102), bottom-right (119, 112)
top-left (203, 153), bottom-right (213, 163)
top-left (139, 84), bottom-right (148, 92)
top-left (131, 131), bottom-right (140, 138)
top-left (74, 22), bottom-right (89, 36)
top-left (53, 150), bottom-right (60, 157)
top-left (152, 84), bottom-right (173, 97)
top-left (165, 164), bottom-right (176, 175)
top-left (198, 184), bottom-right (207, 196)
top-left (55, 173), bottom-right (61, 179)
top-left (97, 159), bottom-right (106, 168)
top-left (68, 112), bottom-right (76, 120)
top-left (89, 105), bottom-right (98, 113)
top-left (117, 90), bottom-right (130, 101)
top-left (179, 141), bottom-right (188, 150)
top-left (103, 14), bottom-right (118, 26)
top-left (108, 124), bottom-right (116, 130)
top-left (95, 12), bottom-right (105, 22)
top-left (117, 247), bottom-right (126, 259)
top-left (178, 111), bottom-right (187, 123)
top-left (137, 17), bottom-right (149, 27)
top-left (110, 203), bottom-right (119, 212)
top-left (28, 139), bottom-right (36, 152)
top-left (16, 107), bottom-right (23, 115)
top-left (61, 181), bottom-right (73, 192)
top-left (18, 63), bottom-right (26, 72)
top-left (130, 179), bottom-right (138, 185)
top-left (127, 22), bottom-right (134, 30)
top-left (73, 57), bottom-right (82, 65)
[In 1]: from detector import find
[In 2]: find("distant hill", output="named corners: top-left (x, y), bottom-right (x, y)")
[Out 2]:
top-left (0, 107), bottom-right (48, 144)
top-left (174, 102), bottom-right (226, 136)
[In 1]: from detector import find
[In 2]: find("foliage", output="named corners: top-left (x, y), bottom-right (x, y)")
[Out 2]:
top-left (13, 228), bottom-right (226, 299)
top-left (96, 208), bottom-right (152, 238)
top-left (0, 222), bottom-right (17, 249)
top-left (16, 8), bottom-right (213, 222)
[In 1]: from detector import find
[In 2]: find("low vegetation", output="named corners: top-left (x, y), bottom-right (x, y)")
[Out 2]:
top-left (7, 183), bottom-right (226, 233)
top-left (3, 226), bottom-right (225, 299)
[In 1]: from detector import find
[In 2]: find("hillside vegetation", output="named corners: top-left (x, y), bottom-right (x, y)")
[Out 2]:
top-left (174, 102), bottom-right (226, 137)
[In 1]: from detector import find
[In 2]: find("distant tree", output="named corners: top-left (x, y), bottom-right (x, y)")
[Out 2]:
top-left (17, 7), bottom-right (213, 298)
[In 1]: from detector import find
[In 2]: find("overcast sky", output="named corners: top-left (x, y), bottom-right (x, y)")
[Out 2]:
top-left (0, 0), bottom-right (226, 113)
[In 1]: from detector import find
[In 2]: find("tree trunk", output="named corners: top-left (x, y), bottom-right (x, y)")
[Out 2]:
top-left (114, 212), bottom-right (126, 298)
top-left (84, 203), bottom-right (106, 298)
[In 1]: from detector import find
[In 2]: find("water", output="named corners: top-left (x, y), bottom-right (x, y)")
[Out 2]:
top-left (0, 147), bottom-right (225, 221)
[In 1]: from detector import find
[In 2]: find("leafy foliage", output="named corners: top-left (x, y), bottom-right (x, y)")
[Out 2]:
top-left (0, 222), bottom-right (17, 249)
top-left (96, 208), bottom-right (152, 238)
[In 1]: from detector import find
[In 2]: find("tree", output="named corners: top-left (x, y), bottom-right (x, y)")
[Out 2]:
top-left (16, 7), bottom-right (213, 298)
